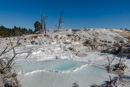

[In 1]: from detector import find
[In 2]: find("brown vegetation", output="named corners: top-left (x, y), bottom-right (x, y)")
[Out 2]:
top-left (26, 36), bottom-right (38, 40)
top-left (112, 29), bottom-right (130, 35)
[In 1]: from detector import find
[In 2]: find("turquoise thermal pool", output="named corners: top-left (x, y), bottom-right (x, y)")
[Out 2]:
top-left (14, 59), bottom-right (115, 87)
top-left (15, 59), bottom-right (88, 74)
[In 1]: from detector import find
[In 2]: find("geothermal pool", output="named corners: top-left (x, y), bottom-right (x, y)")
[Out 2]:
top-left (14, 59), bottom-right (115, 87)
top-left (15, 59), bottom-right (88, 73)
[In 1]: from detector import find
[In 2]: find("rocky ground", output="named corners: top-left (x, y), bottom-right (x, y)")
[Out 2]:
top-left (0, 28), bottom-right (130, 87)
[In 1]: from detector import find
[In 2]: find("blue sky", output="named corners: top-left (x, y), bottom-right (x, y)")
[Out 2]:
top-left (0, 0), bottom-right (130, 30)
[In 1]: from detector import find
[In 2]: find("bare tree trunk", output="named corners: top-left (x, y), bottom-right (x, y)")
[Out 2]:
top-left (41, 12), bottom-right (47, 36)
top-left (44, 24), bottom-right (46, 36)
top-left (58, 11), bottom-right (63, 30)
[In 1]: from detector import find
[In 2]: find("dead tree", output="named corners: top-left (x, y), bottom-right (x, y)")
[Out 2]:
top-left (57, 11), bottom-right (63, 30)
top-left (91, 75), bottom-right (119, 87)
top-left (41, 12), bottom-right (47, 36)
top-left (105, 46), bottom-right (127, 75)
top-left (0, 37), bottom-right (31, 87)
top-left (105, 54), bottom-right (116, 72)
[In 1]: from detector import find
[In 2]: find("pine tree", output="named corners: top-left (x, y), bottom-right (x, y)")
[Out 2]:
top-left (34, 21), bottom-right (42, 32)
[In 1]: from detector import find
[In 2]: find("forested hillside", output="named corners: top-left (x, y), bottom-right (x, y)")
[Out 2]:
top-left (0, 26), bottom-right (34, 37)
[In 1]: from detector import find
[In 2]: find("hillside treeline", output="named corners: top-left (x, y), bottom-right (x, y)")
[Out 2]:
top-left (0, 26), bottom-right (34, 37)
